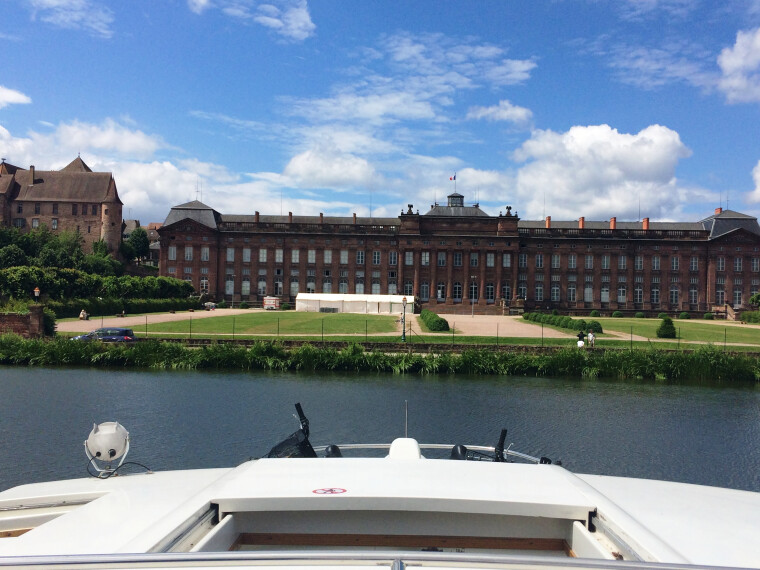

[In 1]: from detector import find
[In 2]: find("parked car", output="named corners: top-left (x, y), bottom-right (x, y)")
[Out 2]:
top-left (71, 328), bottom-right (136, 343)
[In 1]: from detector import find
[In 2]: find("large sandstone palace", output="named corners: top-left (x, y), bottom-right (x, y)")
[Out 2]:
top-left (157, 193), bottom-right (760, 315)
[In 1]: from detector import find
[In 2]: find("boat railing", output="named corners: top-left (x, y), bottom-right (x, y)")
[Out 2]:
top-left (311, 443), bottom-right (543, 464)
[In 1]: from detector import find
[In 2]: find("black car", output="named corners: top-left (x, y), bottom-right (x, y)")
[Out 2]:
top-left (71, 328), bottom-right (136, 342)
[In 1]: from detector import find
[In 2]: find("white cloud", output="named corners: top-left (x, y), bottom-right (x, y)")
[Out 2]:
top-left (188, 0), bottom-right (316, 41)
top-left (0, 86), bottom-right (32, 109)
top-left (718, 27), bottom-right (760, 103)
top-left (466, 100), bottom-right (533, 128)
top-left (283, 146), bottom-right (377, 188)
top-left (511, 124), bottom-right (694, 220)
top-left (27, 0), bottom-right (115, 38)
top-left (619, 0), bottom-right (695, 20)
top-left (749, 160), bottom-right (760, 202)
top-left (37, 119), bottom-right (165, 159)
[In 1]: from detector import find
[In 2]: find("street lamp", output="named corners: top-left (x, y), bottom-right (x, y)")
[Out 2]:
top-left (401, 296), bottom-right (407, 342)
top-left (33, 286), bottom-right (40, 303)
top-left (470, 275), bottom-right (477, 317)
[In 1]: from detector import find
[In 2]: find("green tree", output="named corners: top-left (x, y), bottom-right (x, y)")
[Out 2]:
top-left (126, 228), bottom-right (150, 261)
top-left (656, 316), bottom-right (677, 339)
top-left (0, 244), bottom-right (28, 269)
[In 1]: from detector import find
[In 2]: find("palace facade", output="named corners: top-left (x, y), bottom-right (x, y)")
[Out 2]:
top-left (157, 193), bottom-right (760, 314)
top-left (0, 157), bottom-right (123, 252)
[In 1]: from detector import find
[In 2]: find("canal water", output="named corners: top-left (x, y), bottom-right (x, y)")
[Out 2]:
top-left (1, 366), bottom-right (758, 493)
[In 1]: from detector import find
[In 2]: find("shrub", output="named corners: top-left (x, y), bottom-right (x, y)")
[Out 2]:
top-left (420, 309), bottom-right (450, 332)
top-left (522, 313), bottom-right (602, 334)
top-left (238, 302), bottom-right (249, 309)
top-left (281, 302), bottom-right (291, 310)
top-left (656, 316), bottom-right (677, 338)
top-left (635, 312), bottom-right (645, 318)
top-left (703, 312), bottom-right (714, 320)
top-left (657, 312), bottom-right (668, 319)
top-left (551, 309), bottom-right (559, 315)
top-left (587, 320), bottom-right (603, 333)
top-left (679, 311), bottom-right (690, 319)
top-left (612, 311), bottom-right (623, 318)
top-left (216, 300), bottom-right (228, 309)
top-left (590, 310), bottom-right (600, 317)
top-left (742, 311), bottom-right (760, 323)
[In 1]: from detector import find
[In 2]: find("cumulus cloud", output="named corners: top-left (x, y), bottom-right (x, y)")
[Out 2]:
top-left (749, 160), bottom-right (760, 202)
top-left (466, 100), bottom-right (532, 128)
top-left (511, 124), bottom-right (694, 220)
top-left (0, 86), bottom-right (32, 109)
top-left (27, 0), bottom-right (115, 38)
top-left (187, 0), bottom-right (316, 41)
top-left (283, 146), bottom-right (377, 188)
top-left (718, 27), bottom-right (760, 104)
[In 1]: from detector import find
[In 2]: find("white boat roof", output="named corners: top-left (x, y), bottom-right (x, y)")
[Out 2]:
top-left (1, 439), bottom-right (760, 569)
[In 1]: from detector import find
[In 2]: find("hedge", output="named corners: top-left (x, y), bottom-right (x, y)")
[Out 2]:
top-left (420, 309), bottom-right (450, 332)
top-left (46, 297), bottom-right (201, 319)
top-left (523, 312), bottom-right (603, 333)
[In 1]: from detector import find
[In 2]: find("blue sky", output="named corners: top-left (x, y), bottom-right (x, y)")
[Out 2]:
top-left (2, 0), bottom-right (760, 226)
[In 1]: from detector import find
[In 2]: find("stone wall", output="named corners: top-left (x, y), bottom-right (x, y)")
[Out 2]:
top-left (0, 305), bottom-right (45, 338)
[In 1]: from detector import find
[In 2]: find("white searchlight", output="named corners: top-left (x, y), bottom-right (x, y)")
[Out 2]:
top-left (85, 422), bottom-right (130, 478)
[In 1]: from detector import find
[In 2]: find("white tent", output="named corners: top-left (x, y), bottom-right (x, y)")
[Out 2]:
top-left (295, 293), bottom-right (415, 315)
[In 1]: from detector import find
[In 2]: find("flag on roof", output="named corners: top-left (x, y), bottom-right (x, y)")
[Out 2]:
top-left (450, 173), bottom-right (456, 181)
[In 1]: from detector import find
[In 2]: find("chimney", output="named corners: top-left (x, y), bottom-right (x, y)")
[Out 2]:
top-left (545, 216), bottom-right (551, 229)
top-left (714, 207), bottom-right (723, 215)
top-left (610, 217), bottom-right (616, 230)
top-left (255, 211), bottom-right (259, 223)
top-left (353, 213), bottom-right (357, 224)
top-left (319, 213), bottom-right (324, 223)
top-left (29, 165), bottom-right (35, 185)
top-left (288, 212), bottom-right (293, 223)
top-left (643, 217), bottom-right (649, 230)
top-left (578, 217), bottom-right (585, 229)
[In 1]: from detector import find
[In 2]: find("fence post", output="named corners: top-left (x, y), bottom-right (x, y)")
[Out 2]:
top-left (189, 315), bottom-right (192, 340)
top-left (541, 321), bottom-right (544, 347)
top-left (277, 317), bottom-right (280, 338)
top-left (322, 319), bottom-right (324, 344)
top-left (630, 326), bottom-right (633, 350)
top-left (145, 315), bottom-right (148, 339)
top-left (232, 316), bottom-right (235, 341)
top-left (496, 323), bottom-right (499, 347)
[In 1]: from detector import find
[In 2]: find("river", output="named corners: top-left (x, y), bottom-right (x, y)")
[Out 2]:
top-left (1, 366), bottom-right (758, 493)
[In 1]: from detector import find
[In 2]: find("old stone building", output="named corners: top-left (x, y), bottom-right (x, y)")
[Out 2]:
top-left (0, 157), bottom-right (123, 252)
top-left (157, 193), bottom-right (760, 315)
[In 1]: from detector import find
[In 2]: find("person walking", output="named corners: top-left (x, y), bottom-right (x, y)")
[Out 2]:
top-left (587, 330), bottom-right (595, 348)
top-left (576, 330), bottom-right (586, 348)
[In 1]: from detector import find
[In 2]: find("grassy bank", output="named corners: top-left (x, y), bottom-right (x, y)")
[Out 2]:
top-left (1, 335), bottom-right (757, 382)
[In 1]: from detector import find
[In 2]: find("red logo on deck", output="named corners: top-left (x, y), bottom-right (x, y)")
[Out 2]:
top-left (312, 487), bottom-right (347, 494)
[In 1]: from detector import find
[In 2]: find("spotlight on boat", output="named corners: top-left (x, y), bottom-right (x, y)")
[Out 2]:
top-left (450, 444), bottom-right (468, 460)
top-left (85, 422), bottom-right (130, 478)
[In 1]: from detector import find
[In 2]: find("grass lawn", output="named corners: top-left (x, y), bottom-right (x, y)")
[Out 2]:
top-left (146, 311), bottom-right (398, 336)
top-left (593, 317), bottom-right (760, 345)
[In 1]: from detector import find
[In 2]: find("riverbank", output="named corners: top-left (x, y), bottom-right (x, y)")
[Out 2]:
top-left (1, 335), bottom-right (757, 382)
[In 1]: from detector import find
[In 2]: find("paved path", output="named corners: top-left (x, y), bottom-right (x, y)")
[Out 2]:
top-left (57, 308), bottom-right (256, 333)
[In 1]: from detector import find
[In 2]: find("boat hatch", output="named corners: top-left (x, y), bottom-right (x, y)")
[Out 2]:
top-left (0, 497), bottom-right (98, 539)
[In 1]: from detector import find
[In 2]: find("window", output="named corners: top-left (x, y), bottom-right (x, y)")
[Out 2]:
top-left (734, 257), bottom-right (743, 272)
top-left (584, 284), bottom-right (593, 302)
top-left (201, 246), bottom-right (209, 262)
top-left (470, 252), bottom-right (479, 267)
top-left (601, 255), bottom-right (610, 270)
top-left (453, 282), bottom-right (462, 301)
top-left (92, 205), bottom-right (97, 215)
top-left (487, 253), bottom-right (495, 267)
top-left (184, 246), bottom-right (193, 261)
top-left (257, 277), bottom-right (267, 295)
top-left (404, 280), bottom-right (414, 295)
top-left (356, 250), bottom-right (364, 265)
top-left (551, 254), bottom-right (560, 269)
top-left (650, 286), bottom-right (660, 305)
top-left (34, 203), bottom-right (40, 214)
top-left (670, 286), bottom-right (679, 305)
top-left (469, 282), bottom-right (479, 301)
top-left (652, 256), bottom-right (660, 271)
top-left (226, 247), bottom-right (235, 262)
top-left (671, 256), bottom-right (679, 271)
top-left (438, 252), bottom-right (447, 267)
top-left (454, 252), bottom-right (462, 267)
top-left (276, 249), bottom-right (283, 263)
top-left (518, 282), bottom-right (528, 300)
top-left (618, 255), bottom-right (627, 270)
top-left (734, 289), bottom-right (742, 306)
top-left (617, 285), bottom-right (626, 304)
top-left (420, 282), bottom-right (430, 301)
top-left (389, 251), bottom-right (397, 266)
top-left (292, 249), bottom-right (300, 263)
top-left (601, 285), bottom-right (610, 303)
top-left (585, 255), bottom-right (593, 270)
top-left (72, 204), bottom-right (78, 215)
top-left (550, 283), bottom-right (559, 302)
top-left (168, 246), bottom-right (177, 261)
top-left (502, 283), bottom-right (512, 301)
top-left (503, 253), bottom-right (512, 268)
top-left (52, 203), bottom-right (59, 215)
top-left (308, 249), bottom-right (316, 264)
top-left (31, 218), bottom-right (39, 228)
top-left (405, 251), bottom-right (414, 265)
top-left (518, 253), bottom-right (527, 268)
top-left (717, 256), bottom-right (725, 271)
top-left (567, 284), bottom-right (576, 302)
top-left (200, 277), bottom-right (209, 294)
top-left (421, 251), bottom-right (430, 266)
top-left (568, 254), bottom-right (576, 270)
top-left (373, 251), bottom-right (381, 265)
top-left (535, 254), bottom-right (544, 269)
top-left (437, 282), bottom-right (446, 300)
top-left (634, 285), bottom-right (643, 304)
top-left (635, 255), bottom-right (643, 270)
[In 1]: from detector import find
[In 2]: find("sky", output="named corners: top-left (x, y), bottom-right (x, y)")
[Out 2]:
top-left (2, 1), bottom-right (760, 226)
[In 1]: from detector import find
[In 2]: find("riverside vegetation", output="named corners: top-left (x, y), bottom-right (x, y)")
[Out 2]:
top-left (0, 335), bottom-right (757, 383)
